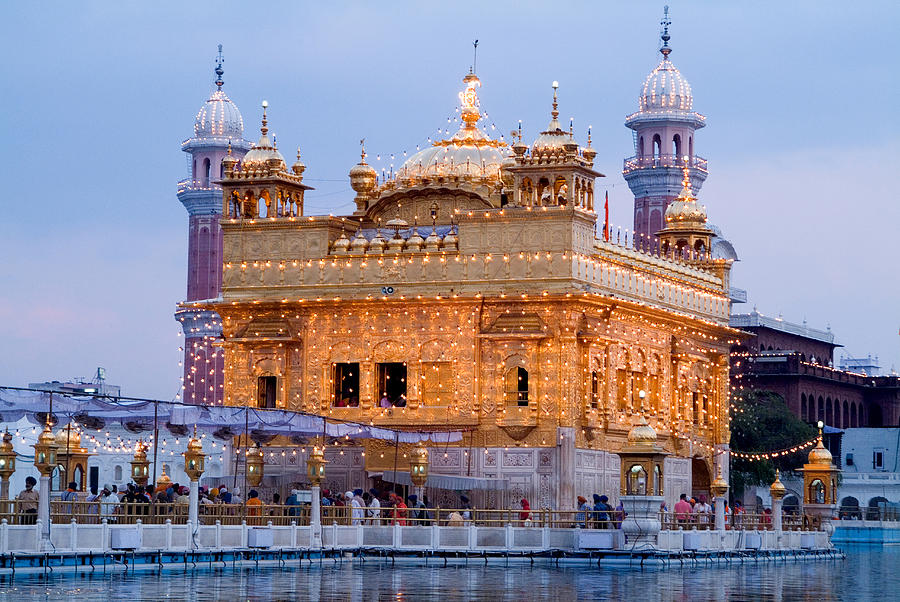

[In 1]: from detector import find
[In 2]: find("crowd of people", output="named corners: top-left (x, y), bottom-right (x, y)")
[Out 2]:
top-left (573, 494), bottom-right (623, 528)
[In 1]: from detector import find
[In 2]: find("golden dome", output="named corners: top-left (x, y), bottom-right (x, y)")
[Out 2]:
top-left (156, 467), bottom-right (172, 487)
top-left (349, 143), bottom-right (377, 194)
top-left (664, 167), bottom-right (707, 226)
top-left (807, 437), bottom-right (833, 466)
top-left (37, 424), bottom-right (58, 448)
top-left (626, 415), bottom-right (658, 445)
top-left (55, 426), bottom-right (82, 450)
top-left (1, 430), bottom-right (13, 453)
top-left (241, 101), bottom-right (286, 169)
top-left (395, 72), bottom-right (509, 182)
top-left (770, 469), bottom-right (787, 498)
top-left (187, 435), bottom-right (203, 453)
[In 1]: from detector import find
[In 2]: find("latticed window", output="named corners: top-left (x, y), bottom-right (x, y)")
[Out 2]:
top-left (421, 362), bottom-right (452, 406)
top-left (504, 367), bottom-right (529, 406)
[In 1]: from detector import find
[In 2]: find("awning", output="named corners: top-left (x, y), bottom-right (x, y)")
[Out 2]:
top-left (382, 470), bottom-right (509, 491)
top-left (0, 388), bottom-right (463, 444)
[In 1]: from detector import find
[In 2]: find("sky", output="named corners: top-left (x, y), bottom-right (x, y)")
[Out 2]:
top-left (0, 1), bottom-right (897, 400)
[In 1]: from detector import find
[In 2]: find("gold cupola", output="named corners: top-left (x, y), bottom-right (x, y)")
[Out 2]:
top-left (349, 140), bottom-right (378, 214)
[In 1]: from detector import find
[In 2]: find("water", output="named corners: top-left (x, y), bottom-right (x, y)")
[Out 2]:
top-left (0, 547), bottom-right (890, 601)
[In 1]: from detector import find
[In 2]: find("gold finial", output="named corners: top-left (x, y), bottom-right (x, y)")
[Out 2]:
top-left (260, 100), bottom-right (269, 137)
top-left (227, 140), bottom-right (233, 156)
top-left (660, 5), bottom-right (672, 59)
top-left (360, 138), bottom-right (367, 163)
top-left (587, 125), bottom-right (592, 147)
top-left (551, 81), bottom-right (559, 121)
top-left (459, 71), bottom-right (482, 128)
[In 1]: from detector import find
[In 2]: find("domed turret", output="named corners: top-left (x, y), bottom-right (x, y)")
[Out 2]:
top-left (194, 91), bottom-right (244, 140)
top-left (639, 58), bottom-right (693, 113)
top-left (241, 101), bottom-right (286, 170)
top-left (664, 175), bottom-right (707, 226)
top-left (531, 82), bottom-right (570, 151)
top-left (55, 426), bottom-right (83, 452)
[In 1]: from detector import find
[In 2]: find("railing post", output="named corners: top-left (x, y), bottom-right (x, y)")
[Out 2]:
top-left (165, 519), bottom-right (173, 550)
top-left (136, 519), bottom-right (143, 550)
top-left (101, 518), bottom-right (109, 552)
top-left (290, 520), bottom-right (297, 548)
top-left (241, 520), bottom-right (248, 547)
top-left (0, 518), bottom-right (7, 553)
top-left (38, 475), bottom-right (51, 550)
top-left (70, 518), bottom-right (77, 550)
top-left (309, 485), bottom-right (322, 549)
top-left (215, 519), bottom-right (222, 548)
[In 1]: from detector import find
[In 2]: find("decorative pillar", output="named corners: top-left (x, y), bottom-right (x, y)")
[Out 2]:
top-left (0, 430), bottom-right (16, 501)
top-left (710, 465), bottom-right (728, 532)
top-left (306, 444), bottom-right (327, 549)
top-left (770, 470), bottom-right (786, 533)
top-left (184, 427), bottom-right (205, 529)
top-left (32, 423), bottom-right (58, 549)
top-left (618, 416), bottom-right (668, 543)
top-left (409, 441), bottom-right (429, 501)
top-left (557, 427), bottom-right (576, 511)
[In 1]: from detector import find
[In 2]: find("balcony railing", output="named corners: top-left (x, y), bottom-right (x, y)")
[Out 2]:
top-left (623, 154), bottom-right (708, 174)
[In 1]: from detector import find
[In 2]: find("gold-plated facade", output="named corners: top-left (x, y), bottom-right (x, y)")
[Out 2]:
top-left (197, 70), bottom-right (741, 509)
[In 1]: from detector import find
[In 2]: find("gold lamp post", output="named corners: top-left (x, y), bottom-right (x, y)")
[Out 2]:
top-left (618, 415), bottom-right (668, 543)
top-left (130, 439), bottom-right (150, 486)
top-left (409, 441), bottom-right (429, 500)
top-left (0, 430), bottom-right (16, 501)
top-left (306, 444), bottom-right (327, 549)
top-left (33, 422), bottom-right (58, 546)
top-left (183, 427), bottom-right (205, 527)
top-left (710, 464), bottom-right (729, 531)
top-left (246, 445), bottom-right (265, 487)
top-left (770, 469), bottom-right (787, 532)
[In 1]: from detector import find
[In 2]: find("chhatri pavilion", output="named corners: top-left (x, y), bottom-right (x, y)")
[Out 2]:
top-left (183, 45), bottom-right (740, 509)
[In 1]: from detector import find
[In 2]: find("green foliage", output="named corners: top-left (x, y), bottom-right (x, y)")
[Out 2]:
top-left (729, 390), bottom-right (816, 495)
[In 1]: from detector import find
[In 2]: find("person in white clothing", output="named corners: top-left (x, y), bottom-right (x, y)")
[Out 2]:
top-left (365, 489), bottom-right (382, 525)
top-left (347, 490), bottom-right (365, 525)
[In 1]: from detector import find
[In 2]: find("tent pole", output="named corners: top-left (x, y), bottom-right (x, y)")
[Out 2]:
top-left (152, 400), bottom-right (159, 489)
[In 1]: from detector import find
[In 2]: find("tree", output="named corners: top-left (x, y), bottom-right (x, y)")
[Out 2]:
top-left (729, 390), bottom-right (816, 497)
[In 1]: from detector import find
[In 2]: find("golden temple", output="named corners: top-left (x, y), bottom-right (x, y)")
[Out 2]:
top-left (193, 70), bottom-right (741, 510)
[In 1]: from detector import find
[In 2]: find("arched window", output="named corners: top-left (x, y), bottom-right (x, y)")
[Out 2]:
top-left (817, 396), bottom-right (825, 422)
top-left (826, 397), bottom-right (833, 426)
top-left (652, 134), bottom-right (661, 159)
top-left (851, 403), bottom-right (858, 428)
top-left (801, 393), bottom-right (807, 421)
top-left (638, 136), bottom-right (645, 158)
top-left (590, 370), bottom-right (600, 409)
top-left (202, 158), bottom-right (211, 186)
top-left (672, 134), bottom-right (682, 159)
top-left (809, 479), bottom-right (825, 504)
top-left (114, 465), bottom-right (123, 481)
top-left (627, 464), bottom-right (648, 495)
top-left (688, 136), bottom-right (693, 158)
top-left (220, 160), bottom-right (225, 179)
top-left (505, 367), bottom-right (529, 407)
top-left (193, 159), bottom-right (197, 179)
top-left (842, 400), bottom-right (849, 429)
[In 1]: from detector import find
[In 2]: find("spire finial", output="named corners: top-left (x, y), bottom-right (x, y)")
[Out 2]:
top-left (214, 44), bottom-right (225, 90)
top-left (660, 5), bottom-right (672, 58)
top-left (472, 39), bottom-right (479, 74)
top-left (360, 138), bottom-right (367, 163)
top-left (551, 81), bottom-right (559, 122)
top-left (260, 100), bottom-right (269, 137)
top-left (587, 125), bottom-right (592, 147)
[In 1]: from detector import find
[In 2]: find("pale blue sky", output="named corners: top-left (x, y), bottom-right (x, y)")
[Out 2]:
top-left (1, 1), bottom-right (897, 398)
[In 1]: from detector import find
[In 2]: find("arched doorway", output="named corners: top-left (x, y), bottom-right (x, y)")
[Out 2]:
top-left (868, 496), bottom-right (889, 520)
top-left (840, 496), bottom-right (861, 519)
top-left (691, 458), bottom-right (711, 501)
top-left (783, 495), bottom-right (800, 516)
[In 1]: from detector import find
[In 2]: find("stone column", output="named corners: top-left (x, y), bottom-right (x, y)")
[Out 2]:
top-left (556, 427), bottom-right (576, 511)
top-left (714, 496), bottom-right (726, 531)
top-left (189, 480), bottom-right (199, 527)
top-left (310, 484), bottom-right (322, 548)
top-left (0, 477), bottom-right (8, 501)
top-left (772, 496), bottom-right (783, 533)
top-left (38, 475), bottom-right (51, 548)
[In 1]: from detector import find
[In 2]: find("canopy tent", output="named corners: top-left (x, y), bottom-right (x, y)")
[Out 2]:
top-left (381, 470), bottom-right (509, 491)
top-left (0, 388), bottom-right (463, 444)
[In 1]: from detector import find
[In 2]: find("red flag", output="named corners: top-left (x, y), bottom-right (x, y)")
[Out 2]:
top-left (603, 191), bottom-right (610, 241)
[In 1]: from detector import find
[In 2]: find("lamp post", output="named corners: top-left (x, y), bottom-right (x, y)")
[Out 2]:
top-left (710, 465), bottom-right (729, 532)
top-left (33, 423), bottom-right (58, 548)
top-left (0, 430), bottom-right (16, 501)
top-left (800, 421), bottom-right (839, 532)
top-left (770, 469), bottom-right (786, 534)
top-left (409, 441), bottom-right (429, 501)
top-left (130, 439), bottom-right (150, 486)
top-left (306, 444), bottom-right (327, 548)
top-left (618, 415), bottom-right (667, 544)
top-left (246, 445), bottom-right (265, 488)
top-left (184, 427), bottom-right (205, 529)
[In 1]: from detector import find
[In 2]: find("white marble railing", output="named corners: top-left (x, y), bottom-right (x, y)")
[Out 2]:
top-left (0, 519), bottom-right (829, 555)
